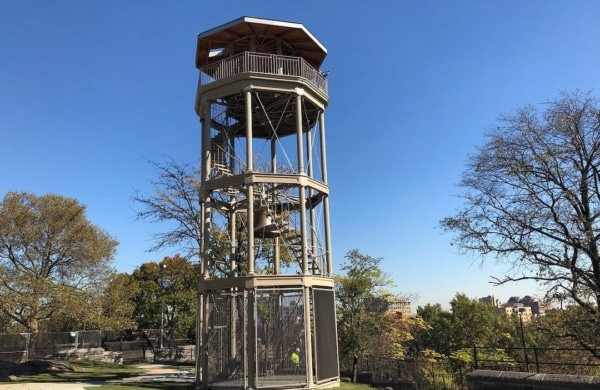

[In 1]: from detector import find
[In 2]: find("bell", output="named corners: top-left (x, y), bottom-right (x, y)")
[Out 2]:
top-left (254, 209), bottom-right (280, 238)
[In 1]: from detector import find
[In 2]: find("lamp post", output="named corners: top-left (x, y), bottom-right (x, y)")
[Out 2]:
top-left (158, 264), bottom-right (172, 350)
top-left (519, 312), bottom-right (529, 372)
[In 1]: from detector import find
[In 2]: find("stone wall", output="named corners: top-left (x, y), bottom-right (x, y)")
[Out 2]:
top-left (467, 369), bottom-right (600, 390)
top-left (104, 341), bottom-right (154, 363)
top-left (56, 347), bottom-right (123, 364)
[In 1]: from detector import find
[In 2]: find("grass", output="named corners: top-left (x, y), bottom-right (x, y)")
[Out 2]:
top-left (12, 360), bottom-right (147, 384)
top-left (338, 382), bottom-right (371, 390)
top-left (88, 384), bottom-right (192, 389)
top-left (7, 360), bottom-right (370, 390)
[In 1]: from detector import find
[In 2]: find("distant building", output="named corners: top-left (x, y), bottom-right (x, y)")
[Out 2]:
top-left (493, 303), bottom-right (532, 322)
top-left (479, 295), bottom-right (500, 307)
top-left (387, 295), bottom-right (411, 317)
top-left (524, 300), bottom-right (546, 316)
top-left (496, 305), bottom-right (514, 316)
top-left (480, 294), bottom-right (546, 322)
top-left (519, 295), bottom-right (534, 305)
top-left (513, 304), bottom-right (533, 322)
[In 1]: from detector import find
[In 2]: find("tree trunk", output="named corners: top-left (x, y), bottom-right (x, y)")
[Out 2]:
top-left (352, 354), bottom-right (358, 383)
top-left (29, 318), bottom-right (39, 333)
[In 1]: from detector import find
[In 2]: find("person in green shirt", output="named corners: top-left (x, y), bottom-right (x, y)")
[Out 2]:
top-left (290, 348), bottom-right (300, 374)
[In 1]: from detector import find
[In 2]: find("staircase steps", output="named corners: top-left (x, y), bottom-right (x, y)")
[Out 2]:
top-left (210, 134), bottom-right (232, 177)
top-left (279, 227), bottom-right (321, 275)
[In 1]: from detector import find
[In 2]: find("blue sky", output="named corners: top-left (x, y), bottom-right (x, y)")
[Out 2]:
top-left (2, 1), bottom-right (600, 309)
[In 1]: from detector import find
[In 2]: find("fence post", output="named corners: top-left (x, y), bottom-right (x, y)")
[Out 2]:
top-left (23, 333), bottom-right (31, 363)
top-left (533, 344), bottom-right (539, 373)
top-left (523, 345), bottom-right (530, 373)
top-left (519, 313), bottom-right (529, 372)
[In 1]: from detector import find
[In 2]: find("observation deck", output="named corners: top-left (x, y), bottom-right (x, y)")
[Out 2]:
top-left (196, 51), bottom-right (328, 95)
top-left (194, 16), bottom-right (329, 128)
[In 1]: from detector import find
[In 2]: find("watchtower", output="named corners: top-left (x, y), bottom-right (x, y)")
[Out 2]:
top-left (194, 17), bottom-right (339, 390)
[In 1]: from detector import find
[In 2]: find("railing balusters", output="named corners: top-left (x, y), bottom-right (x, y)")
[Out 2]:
top-left (198, 52), bottom-right (328, 94)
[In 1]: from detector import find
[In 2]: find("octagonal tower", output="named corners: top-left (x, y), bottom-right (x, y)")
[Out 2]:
top-left (194, 17), bottom-right (339, 390)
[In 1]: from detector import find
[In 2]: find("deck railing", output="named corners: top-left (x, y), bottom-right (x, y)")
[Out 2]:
top-left (198, 52), bottom-right (328, 95)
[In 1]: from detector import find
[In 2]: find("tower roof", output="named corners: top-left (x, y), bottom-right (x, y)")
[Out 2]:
top-left (195, 16), bottom-right (327, 69)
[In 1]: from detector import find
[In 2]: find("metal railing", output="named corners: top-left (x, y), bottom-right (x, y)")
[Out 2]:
top-left (474, 345), bottom-right (600, 376)
top-left (198, 51), bottom-right (328, 95)
top-left (341, 347), bottom-right (600, 390)
top-left (341, 355), bottom-right (467, 390)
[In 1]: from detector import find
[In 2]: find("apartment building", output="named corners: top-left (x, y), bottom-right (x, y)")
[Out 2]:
top-left (387, 295), bottom-right (411, 317)
top-left (479, 294), bottom-right (545, 323)
top-left (478, 295), bottom-right (500, 307)
top-left (495, 304), bottom-right (533, 323)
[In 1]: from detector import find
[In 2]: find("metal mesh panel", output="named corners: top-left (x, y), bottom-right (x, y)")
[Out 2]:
top-left (0, 331), bottom-right (103, 362)
top-left (0, 333), bottom-right (29, 362)
top-left (256, 289), bottom-right (304, 371)
top-left (207, 291), bottom-right (245, 388)
top-left (205, 287), bottom-right (307, 389)
top-left (313, 288), bottom-right (339, 382)
top-left (255, 287), bottom-right (306, 388)
top-left (71, 330), bottom-right (102, 348)
top-left (29, 331), bottom-right (102, 359)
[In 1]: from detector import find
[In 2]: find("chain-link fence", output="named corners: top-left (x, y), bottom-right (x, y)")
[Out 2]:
top-left (0, 333), bottom-right (29, 363)
top-left (0, 329), bottom-right (194, 364)
top-left (0, 331), bottom-right (102, 363)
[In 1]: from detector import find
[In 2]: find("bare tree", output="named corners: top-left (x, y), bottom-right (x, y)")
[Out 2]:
top-left (133, 157), bottom-right (203, 261)
top-left (441, 90), bottom-right (600, 355)
top-left (133, 157), bottom-right (294, 276)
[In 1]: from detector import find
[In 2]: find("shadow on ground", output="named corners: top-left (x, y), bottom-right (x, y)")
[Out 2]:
top-left (0, 360), bottom-right (150, 383)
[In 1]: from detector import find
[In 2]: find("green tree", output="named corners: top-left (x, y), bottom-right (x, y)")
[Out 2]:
top-left (0, 191), bottom-right (118, 332)
top-left (96, 273), bottom-right (138, 330)
top-left (0, 310), bottom-right (18, 333)
top-left (416, 294), bottom-right (513, 360)
top-left (415, 303), bottom-right (454, 356)
top-left (369, 311), bottom-right (429, 360)
top-left (529, 305), bottom-right (600, 373)
top-left (130, 255), bottom-right (199, 340)
top-left (41, 272), bottom-right (137, 332)
top-left (335, 249), bottom-right (394, 382)
top-left (440, 91), bottom-right (600, 357)
top-left (449, 294), bottom-right (512, 350)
